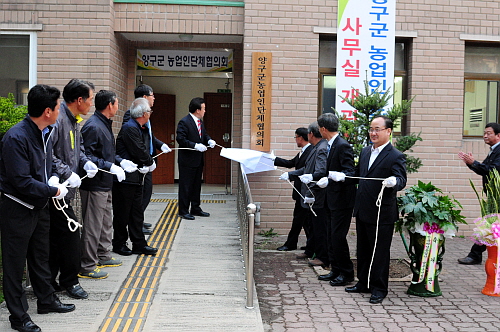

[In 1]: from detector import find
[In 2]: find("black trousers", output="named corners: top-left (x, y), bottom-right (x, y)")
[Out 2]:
top-left (178, 165), bottom-right (203, 216)
top-left (48, 200), bottom-right (81, 288)
top-left (309, 207), bottom-right (329, 265)
top-left (327, 207), bottom-right (354, 278)
top-left (355, 216), bottom-right (395, 298)
top-left (142, 172), bottom-right (153, 212)
top-left (468, 243), bottom-right (486, 261)
top-left (0, 196), bottom-right (55, 325)
top-left (283, 200), bottom-right (310, 249)
top-left (112, 182), bottom-right (147, 249)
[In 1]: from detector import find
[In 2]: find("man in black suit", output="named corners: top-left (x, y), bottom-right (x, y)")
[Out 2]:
top-left (273, 127), bottom-right (313, 251)
top-left (314, 113), bottom-right (357, 286)
top-left (331, 115), bottom-right (406, 304)
top-left (282, 122), bottom-right (329, 267)
top-left (122, 84), bottom-right (171, 234)
top-left (457, 122), bottom-right (500, 264)
top-left (176, 97), bottom-right (216, 220)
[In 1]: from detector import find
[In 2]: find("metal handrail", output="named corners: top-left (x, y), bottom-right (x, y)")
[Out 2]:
top-left (237, 163), bottom-right (256, 309)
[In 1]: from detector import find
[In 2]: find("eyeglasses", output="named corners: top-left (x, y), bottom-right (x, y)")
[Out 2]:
top-left (146, 110), bottom-right (153, 114)
top-left (368, 127), bottom-right (387, 133)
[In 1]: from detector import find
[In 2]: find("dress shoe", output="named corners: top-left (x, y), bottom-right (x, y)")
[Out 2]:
top-left (318, 271), bottom-right (339, 281)
top-left (143, 222), bottom-right (152, 229)
top-left (369, 294), bottom-right (385, 304)
top-left (132, 245), bottom-right (158, 255)
top-left (457, 256), bottom-right (481, 265)
top-left (113, 244), bottom-right (133, 256)
top-left (277, 245), bottom-right (296, 251)
top-left (329, 274), bottom-right (354, 286)
top-left (179, 214), bottom-right (195, 220)
top-left (296, 253), bottom-right (309, 259)
top-left (11, 320), bottom-right (41, 332)
top-left (308, 258), bottom-right (325, 267)
top-left (37, 297), bottom-right (75, 314)
top-left (191, 210), bottom-right (210, 217)
top-left (66, 283), bottom-right (88, 299)
top-left (142, 227), bottom-right (152, 235)
top-left (300, 246), bottom-right (307, 250)
top-left (345, 284), bottom-right (370, 293)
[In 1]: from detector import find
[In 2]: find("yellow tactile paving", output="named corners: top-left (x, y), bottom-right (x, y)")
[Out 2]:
top-left (98, 198), bottom-right (224, 332)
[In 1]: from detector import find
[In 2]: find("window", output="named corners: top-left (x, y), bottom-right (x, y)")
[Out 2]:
top-left (463, 44), bottom-right (500, 136)
top-left (318, 38), bottom-right (408, 132)
top-left (0, 33), bottom-right (37, 105)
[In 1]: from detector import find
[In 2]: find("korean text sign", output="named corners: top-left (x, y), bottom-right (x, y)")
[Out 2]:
top-left (335, 0), bottom-right (395, 120)
top-left (251, 52), bottom-right (272, 151)
top-left (137, 49), bottom-right (233, 72)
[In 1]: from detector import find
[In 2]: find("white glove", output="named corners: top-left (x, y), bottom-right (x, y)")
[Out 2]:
top-left (84, 161), bottom-right (98, 179)
top-left (299, 174), bottom-right (313, 184)
top-left (328, 171), bottom-right (346, 182)
top-left (138, 166), bottom-right (149, 174)
top-left (279, 172), bottom-right (289, 181)
top-left (263, 151), bottom-right (276, 161)
top-left (110, 164), bottom-right (126, 182)
top-left (161, 144), bottom-right (172, 153)
top-left (48, 176), bottom-right (60, 187)
top-left (317, 177), bottom-right (329, 188)
top-left (304, 197), bottom-right (315, 204)
top-left (54, 183), bottom-right (68, 200)
top-left (194, 143), bottom-right (207, 152)
top-left (120, 159), bottom-right (138, 173)
top-left (383, 176), bottom-right (397, 188)
top-left (148, 161), bottom-right (157, 172)
top-left (208, 140), bottom-right (216, 148)
top-left (67, 172), bottom-right (81, 188)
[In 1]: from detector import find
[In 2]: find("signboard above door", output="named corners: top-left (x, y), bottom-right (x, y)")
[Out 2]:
top-left (137, 49), bottom-right (233, 72)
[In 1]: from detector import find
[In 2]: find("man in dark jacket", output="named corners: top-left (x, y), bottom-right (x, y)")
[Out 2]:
top-left (330, 115), bottom-right (407, 304)
top-left (283, 122), bottom-right (329, 267)
top-left (50, 79), bottom-right (99, 300)
top-left (273, 127), bottom-right (313, 251)
top-left (176, 97), bottom-right (216, 220)
top-left (79, 90), bottom-right (138, 279)
top-left (112, 97), bottom-right (158, 256)
top-left (122, 84), bottom-right (171, 234)
top-left (0, 84), bottom-right (75, 332)
top-left (314, 113), bottom-right (356, 286)
top-left (457, 122), bottom-right (500, 264)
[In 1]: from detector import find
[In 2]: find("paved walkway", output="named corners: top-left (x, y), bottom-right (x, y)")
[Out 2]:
top-left (2, 184), bottom-right (500, 332)
top-left (0, 186), bottom-right (264, 332)
top-left (255, 234), bottom-right (500, 332)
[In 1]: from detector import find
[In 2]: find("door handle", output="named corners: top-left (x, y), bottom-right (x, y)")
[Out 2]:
top-left (223, 133), bottom-right (230, 142)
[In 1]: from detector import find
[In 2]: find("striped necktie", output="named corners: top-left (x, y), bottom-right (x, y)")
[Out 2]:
top-left (197, 119), bottom-right (202, 137)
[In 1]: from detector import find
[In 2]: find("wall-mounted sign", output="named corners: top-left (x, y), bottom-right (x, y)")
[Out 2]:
top-left (335, 0), bottom-right (395, 120)
top-left (137, 49), bottom-right (233, 72)
top-left (251, 52), bottom-right (272, 152)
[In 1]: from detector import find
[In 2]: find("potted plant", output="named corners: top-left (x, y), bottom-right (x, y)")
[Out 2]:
top-left (396, 181), bottom-right (466, 297)
top-left (470, 169), bottom-right (500, 296)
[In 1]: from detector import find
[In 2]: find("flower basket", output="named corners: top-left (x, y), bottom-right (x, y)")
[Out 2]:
top-left (397, 181), bottom-right (465, 297)
top-left (470, 169), bottom-right (500, 296)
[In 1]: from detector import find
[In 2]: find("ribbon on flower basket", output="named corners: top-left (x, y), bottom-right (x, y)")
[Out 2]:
top-left (491, 223), bottom-right (500, 294)
top-left (413, 222), bottom-right (443, 292)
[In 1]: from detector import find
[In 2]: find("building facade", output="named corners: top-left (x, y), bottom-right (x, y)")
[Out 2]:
top-left (1, 0), bottom-right (500, 235)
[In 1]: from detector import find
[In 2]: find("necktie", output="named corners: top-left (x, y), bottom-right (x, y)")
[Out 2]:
top-left (197, 119), bottom-right (202, 137)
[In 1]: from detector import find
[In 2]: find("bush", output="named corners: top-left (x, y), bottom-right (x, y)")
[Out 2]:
top-left (0, 93), bottom-right (28, 139)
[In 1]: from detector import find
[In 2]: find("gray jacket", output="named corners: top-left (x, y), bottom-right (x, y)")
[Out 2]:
top-left (52, 101), bottom-right (90, 200)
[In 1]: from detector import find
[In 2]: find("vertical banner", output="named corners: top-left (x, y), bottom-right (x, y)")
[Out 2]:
top-left (251, 52), bottom-right (272, 151)
top-left (336, 0), bottom-right (396, 119)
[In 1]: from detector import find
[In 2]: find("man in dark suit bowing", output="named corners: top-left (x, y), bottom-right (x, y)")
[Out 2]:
top-left (314, 113), bottom-right (356, 286)
top-left (330, 115), bottom-right (406, 304)
top-left (457, 122), bottom-right (500, 265)
top-left (176, 97), bottom-right (216, 220)
top-left (273, 127), bottom-right (314, 251)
